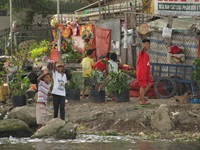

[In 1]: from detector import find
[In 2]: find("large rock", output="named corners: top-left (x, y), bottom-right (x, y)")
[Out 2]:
top-left (174, 110), bottom-right (199, 124)
top-left (55, 122), bottom-right (78, 139)
top-left (0, 119), bottom-right (33, 137)
top-left (151, 104), bottom-right (175, 132)
top-left (32, 118), bottom-right (78, 139)
top-left (31, 118), bottom-right (65, 138)
top-left (8, 106), bottom-right (36, 126)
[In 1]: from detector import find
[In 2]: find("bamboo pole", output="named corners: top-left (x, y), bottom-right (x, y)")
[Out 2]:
top-left (57, 0), bottom-right (61, 52)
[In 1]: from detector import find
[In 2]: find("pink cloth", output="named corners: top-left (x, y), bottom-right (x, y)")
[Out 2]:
top-left (95, 27), bottom-right (111, 59)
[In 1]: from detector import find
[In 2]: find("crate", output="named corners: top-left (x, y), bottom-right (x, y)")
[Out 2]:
top-left (0, 86), bottom-right (8, 102)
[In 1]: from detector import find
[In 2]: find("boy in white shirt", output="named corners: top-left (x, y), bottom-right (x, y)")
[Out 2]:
top-left (52, 61), bottom-right (67, 120)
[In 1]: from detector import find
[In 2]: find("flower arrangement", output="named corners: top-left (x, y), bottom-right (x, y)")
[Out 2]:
top-left (29, 40), bottom-right (53, 66)
top-left (3, 56), bottom-right (22, 73)
top-left (81, 29), bottom-right (93, 41)
top-left (80, 24), bottom-right (94, 43)
top-left (35, 55), bottom-right (49, 63)
top-left (61, 40), bottom-right (68, 53)
top-left (29, 40), bottom-right (51, 59)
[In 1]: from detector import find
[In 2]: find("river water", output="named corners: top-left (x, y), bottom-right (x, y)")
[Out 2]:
top-left (0, 135), bottom-right (200, 150)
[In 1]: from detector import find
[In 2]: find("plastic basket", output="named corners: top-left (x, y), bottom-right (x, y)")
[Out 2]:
top-left (189, 98), bottom-right (200, 104)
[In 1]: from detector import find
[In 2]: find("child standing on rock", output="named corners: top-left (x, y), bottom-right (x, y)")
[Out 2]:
top-left (52, 61), bottom-right (67, 120)
top-left (36, 68), bottom-right (52, 130)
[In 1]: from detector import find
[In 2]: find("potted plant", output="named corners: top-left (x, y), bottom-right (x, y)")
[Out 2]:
top-left (104, 70), bottom-right (130, 102)
top-left (9, 70), bottom-right (28, 107)
top-left (89, 69), bottom-right (106, 103)
top-left (66, 70), bottom-right (82, 101)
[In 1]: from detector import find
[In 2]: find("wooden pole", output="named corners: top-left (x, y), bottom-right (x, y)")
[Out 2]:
top-left (130, 5), bottom-right (137, 68)
top-left (167, 16), bottom-right (173, 46)
top-left (104, 0), bottom-right (107, 19)
top-left (9, 0), bottom-right (13, 56)
top-left (98, 0), bottom-right (101, 20)
top-left (107, 0), bottom-right (110, 18)
top-left (125, 13), bottom-right (128, 64)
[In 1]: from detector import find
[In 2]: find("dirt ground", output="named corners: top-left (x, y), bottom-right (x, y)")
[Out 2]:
top-left (2, 95), bottom-right (200, 140)
top-left (61, 96), bottom-right (200, 140)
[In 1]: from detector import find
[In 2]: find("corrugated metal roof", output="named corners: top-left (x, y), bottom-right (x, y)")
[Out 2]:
top-left (148, 18), bottom-right (200, 30)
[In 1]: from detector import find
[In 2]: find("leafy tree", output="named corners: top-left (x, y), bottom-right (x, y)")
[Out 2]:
top-left (0, 0), bottom-right (94, 28)
top-left (0, 0), bottom-right (54, 28)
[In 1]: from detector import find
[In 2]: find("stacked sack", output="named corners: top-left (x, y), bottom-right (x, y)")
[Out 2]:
top-left (129, 80), bottom-right (157, 99)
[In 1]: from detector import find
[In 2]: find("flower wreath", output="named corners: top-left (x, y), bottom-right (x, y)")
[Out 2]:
top-left (80, 25), bottom-right (94, 42)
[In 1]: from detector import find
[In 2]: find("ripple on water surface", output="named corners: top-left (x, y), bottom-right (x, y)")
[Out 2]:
top-left (0, 135), bottom-right (200, 150)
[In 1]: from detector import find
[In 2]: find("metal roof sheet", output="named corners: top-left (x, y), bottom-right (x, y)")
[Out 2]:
top-left (148, 18), bottom-right (200, 30)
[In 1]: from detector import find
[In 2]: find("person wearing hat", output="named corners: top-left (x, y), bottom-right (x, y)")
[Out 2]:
top-left (51, 61), bottom-right (67, 120)
top-left (81, 49), bottom-right (94, 99)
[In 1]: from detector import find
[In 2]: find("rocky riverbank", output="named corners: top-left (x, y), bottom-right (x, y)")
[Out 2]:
top-left (1, 97), bottom-right (200, 141)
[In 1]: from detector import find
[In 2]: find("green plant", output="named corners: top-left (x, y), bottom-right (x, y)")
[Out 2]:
top-left (66, 71), bottom-right (82, 92)
top-left (29, 39), bottom-right (51, 60)
top-left (62, 50), bottom-right (82, 63)
top-left (4, 54), bottom-right (21, 66)
top-left (133, 104), bottom-right (158, 110)
top-left (9, 70), bottom-right (30, 96)
top-left (4, 45), bottom-right (33, 71)
top-left (193, 58), bottom-right (200, 83)
top-left (61, 38), bottom-right (82, 63)
top-left (91, 69), bottom-right (104, 90)
top-left (104, 70), bottom-right (130, 94)
top-left (0, 70), bottom-right (6, 86)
